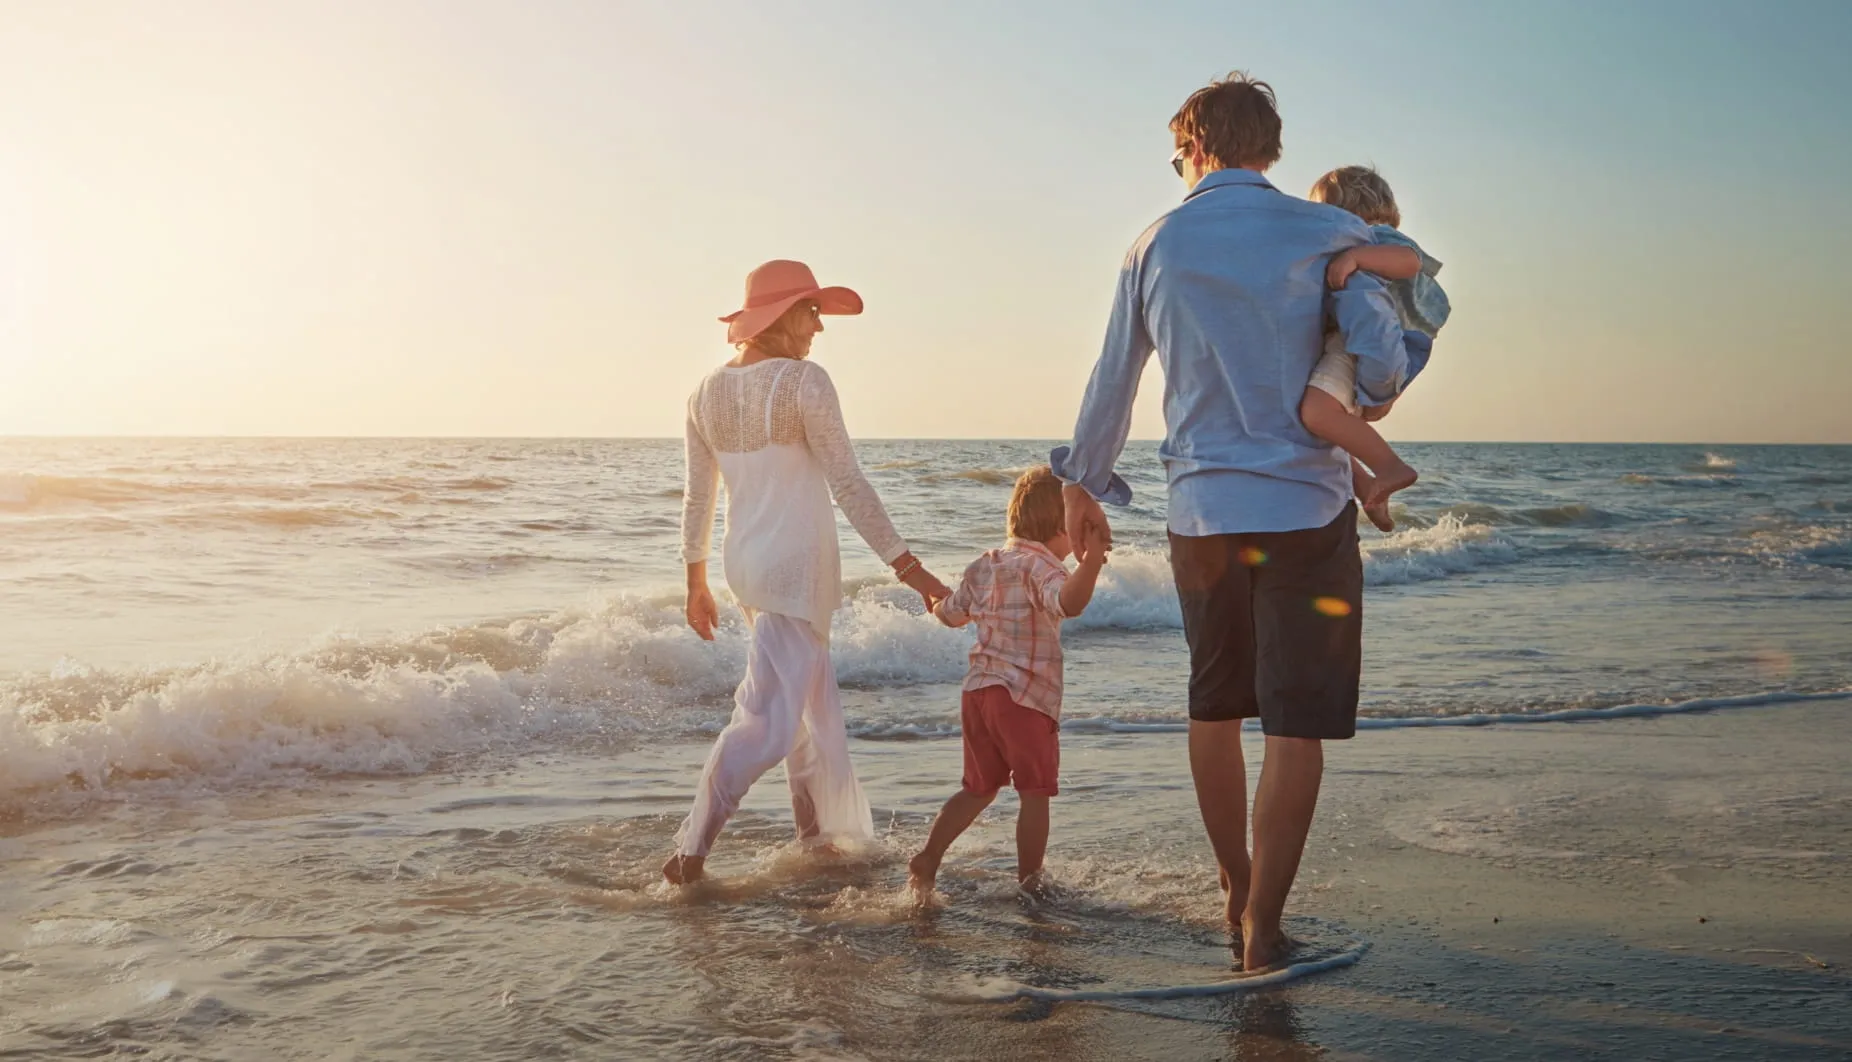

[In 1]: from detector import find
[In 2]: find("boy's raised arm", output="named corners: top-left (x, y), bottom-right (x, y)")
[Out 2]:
top-left (1059, 529), bottom-right (1111, 618)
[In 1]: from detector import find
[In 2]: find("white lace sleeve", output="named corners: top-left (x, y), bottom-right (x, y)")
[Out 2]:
top-left (798, 363), bottom-right (908, 564)
top-left (680, 399), bottom-right (720, 564)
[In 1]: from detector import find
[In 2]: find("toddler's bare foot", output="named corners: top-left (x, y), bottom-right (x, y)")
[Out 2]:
top-left (661, 852), bottom-right (705, 885)
top-left (1363, 499), bottom-right (1396, 533)
top-left (1363, 461), bottom-right (1417, 521)
top-left (906, 851), bottom-right (940, 895)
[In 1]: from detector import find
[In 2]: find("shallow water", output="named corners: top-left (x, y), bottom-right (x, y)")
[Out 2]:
top-left (2, 438), bottom-right (1850, 1058)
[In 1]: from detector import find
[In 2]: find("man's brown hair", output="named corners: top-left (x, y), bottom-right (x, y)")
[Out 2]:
top-left (1169, 71), bottom-right (1283, 172)
top-left (1007, 466), bottom-right (1065, 543)
top-left (1308, 165), bottom-right (1401, 228)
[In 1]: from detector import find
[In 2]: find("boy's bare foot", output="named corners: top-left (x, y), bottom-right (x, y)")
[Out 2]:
top-left (1239, 912), bottom-right (1291, 972)
top-left (1019, 871), bottom-right (1055, 903)
top-left (661, 853), bottom-right (705, 885)
top-left (906, 851), bottom-right (940, 895)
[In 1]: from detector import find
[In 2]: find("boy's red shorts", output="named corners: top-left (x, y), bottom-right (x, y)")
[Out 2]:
top-left (960, 684), bottom-right (1060, 797)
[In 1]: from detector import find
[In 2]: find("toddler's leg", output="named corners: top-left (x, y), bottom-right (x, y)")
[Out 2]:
top-left (908, 789), bottom-right (996, 893)
top-left (1015, 793), bottom-right (1051, 897)
top-left (1300, 388), bottom-right (1417, 530)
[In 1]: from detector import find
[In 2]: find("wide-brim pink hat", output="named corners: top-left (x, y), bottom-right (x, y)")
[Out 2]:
top-left (719, 259), bottom-right (863, 345)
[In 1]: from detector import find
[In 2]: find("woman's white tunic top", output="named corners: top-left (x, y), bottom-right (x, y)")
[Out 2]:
top-left (681, 359), bottom-right (907, 635)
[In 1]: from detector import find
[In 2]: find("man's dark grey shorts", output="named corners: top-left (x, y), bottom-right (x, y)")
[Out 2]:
top-left (1168, 503), bottom-right (1363, 739)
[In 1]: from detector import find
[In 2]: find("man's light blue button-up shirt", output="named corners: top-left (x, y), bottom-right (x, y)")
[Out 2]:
top-left (1051, 168), bottom-right (1411, 536)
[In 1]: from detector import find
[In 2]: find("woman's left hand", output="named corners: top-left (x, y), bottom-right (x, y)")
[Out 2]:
top-left (903, 569), bottom-right (951, 611)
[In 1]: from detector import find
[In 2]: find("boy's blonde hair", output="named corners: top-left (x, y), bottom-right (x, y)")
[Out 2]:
top-left (1007, 466), bottom-right (1065, 543)
top-left (1308, 165), bottom-right (1401, 228)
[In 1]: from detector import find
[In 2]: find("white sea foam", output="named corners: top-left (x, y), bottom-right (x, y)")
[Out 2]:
top-left (954, 934), bottom-right (1370, 1002)
top-left (1361, 513), bottom-right (1518, 585)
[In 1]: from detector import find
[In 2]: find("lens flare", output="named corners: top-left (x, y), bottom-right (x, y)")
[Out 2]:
top-left (1237, 547), bottom-right (1268, 566)
top-left (1312, 596), bottom-right (1352, 618)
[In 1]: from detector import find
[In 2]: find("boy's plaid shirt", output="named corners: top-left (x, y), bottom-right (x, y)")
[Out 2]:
top-left (933, 539), bottom-right (1070, 720)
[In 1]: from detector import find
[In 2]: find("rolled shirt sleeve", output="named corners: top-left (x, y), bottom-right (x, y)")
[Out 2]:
top-left (1330, 271), bottom-right (1410, 409)
top-left (1049, 246), bottom-right (1146, 506)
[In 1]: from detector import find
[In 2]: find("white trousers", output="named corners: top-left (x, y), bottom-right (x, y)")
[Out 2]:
top-left (676, 611), bottom-right (874, 858)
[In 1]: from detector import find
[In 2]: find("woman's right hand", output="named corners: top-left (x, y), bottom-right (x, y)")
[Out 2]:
top-left (686, 584), bottom-right (720, 641)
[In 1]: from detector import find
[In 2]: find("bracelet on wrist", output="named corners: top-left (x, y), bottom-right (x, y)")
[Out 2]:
top-left (893, 558), bottom-right (922, 581)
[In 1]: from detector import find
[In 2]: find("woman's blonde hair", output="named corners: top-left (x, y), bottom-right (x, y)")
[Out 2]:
top-left (1007, 466), bottom-right (1066, 543)
top-left (740, 300), bottom-right (819, 360)
top-left (1308, 165), bottom-right (1401, 228)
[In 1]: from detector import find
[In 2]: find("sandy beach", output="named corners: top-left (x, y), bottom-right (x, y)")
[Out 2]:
top-left (6, 695), bottom-right (1848, 1060)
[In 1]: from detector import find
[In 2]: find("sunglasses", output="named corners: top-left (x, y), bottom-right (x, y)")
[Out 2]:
top-left (1170, 144), bottom-right (1190, 177)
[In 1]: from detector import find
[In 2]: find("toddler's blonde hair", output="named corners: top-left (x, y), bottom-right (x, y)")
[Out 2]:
top-left (1007, 466), bottom-right (1065, 544)
top-left (1308, 165), bottom-right (1401, 229)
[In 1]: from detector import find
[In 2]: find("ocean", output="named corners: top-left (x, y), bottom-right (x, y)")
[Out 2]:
top-left (3, 438), bottom-right (1850, 1059)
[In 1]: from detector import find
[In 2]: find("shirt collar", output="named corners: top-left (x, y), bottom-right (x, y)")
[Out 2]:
top-left (1004, 538), bottom-right (1064, 564)
top-left (1183, 167), bottom-right (1277, 202)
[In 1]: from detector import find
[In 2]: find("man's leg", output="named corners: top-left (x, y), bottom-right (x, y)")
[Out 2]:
top-left (1241, 503), bottom-right (1363, 969)
top-left (1189, 719), bottom-right (1250, 928)
top-left (1170, 531), bottom-right (1259, 931)
top-left (1243, 736), bottom-right (1322, 970)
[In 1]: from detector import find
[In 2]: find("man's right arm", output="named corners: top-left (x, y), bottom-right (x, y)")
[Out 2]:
top-left (1331, 270), bottom-right (1409, 409)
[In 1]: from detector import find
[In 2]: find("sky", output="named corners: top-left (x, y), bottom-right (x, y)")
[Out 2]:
top-left (2, 0), bottom-right (1848, 442)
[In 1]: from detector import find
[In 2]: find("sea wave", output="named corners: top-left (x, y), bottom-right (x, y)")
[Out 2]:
top-left (1359, 514), bottom-right (1519, 586)
top-left (921, 466), bottom-right (1034, 487)
top-left (0, 471), bottom-right (513, 513)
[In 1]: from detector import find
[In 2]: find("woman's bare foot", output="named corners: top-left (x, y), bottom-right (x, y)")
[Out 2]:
top-left (661, 852), bottom-right (705, 885)
top-left (906, 851), bottom-right (940, 895)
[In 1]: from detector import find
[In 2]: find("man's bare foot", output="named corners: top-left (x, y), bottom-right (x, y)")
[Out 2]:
top-left (661, 853), bottom-right (705, 885)
top-left (1218, 867), bottom-right (1248, 932)
top-left (906, 851), bottom-right (940, 895)
top-left (1239, 913), bottom-right (1291, 972)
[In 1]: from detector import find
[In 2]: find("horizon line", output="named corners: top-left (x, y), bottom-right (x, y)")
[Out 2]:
top-left (2, 435), bottom-right (1847, 447)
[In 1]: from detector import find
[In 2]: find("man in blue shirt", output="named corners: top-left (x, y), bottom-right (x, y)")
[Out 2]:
top-left (1051, 72), bottom-right (1410, 971)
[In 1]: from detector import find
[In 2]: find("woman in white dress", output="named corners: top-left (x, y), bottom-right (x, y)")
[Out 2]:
top-left (665, 260), bottom-right (950, 885)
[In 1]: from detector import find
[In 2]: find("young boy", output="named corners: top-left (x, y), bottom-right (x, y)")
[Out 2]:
top-left (1302, 165), bottom-right (1453, 532)
top-left (907, 466), bottom-right (1108, 899)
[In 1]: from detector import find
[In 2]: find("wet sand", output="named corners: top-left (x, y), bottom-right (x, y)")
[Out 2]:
top-left (3, 701), bottom-right (1848, 1060)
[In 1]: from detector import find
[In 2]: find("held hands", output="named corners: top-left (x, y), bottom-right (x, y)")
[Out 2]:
top-left (1063, 483), bottom-right (1113, 565)
top-left (1082, 520), bottom-right (1113, 567)
top-left (893, 552), bottom-right (951, 611)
